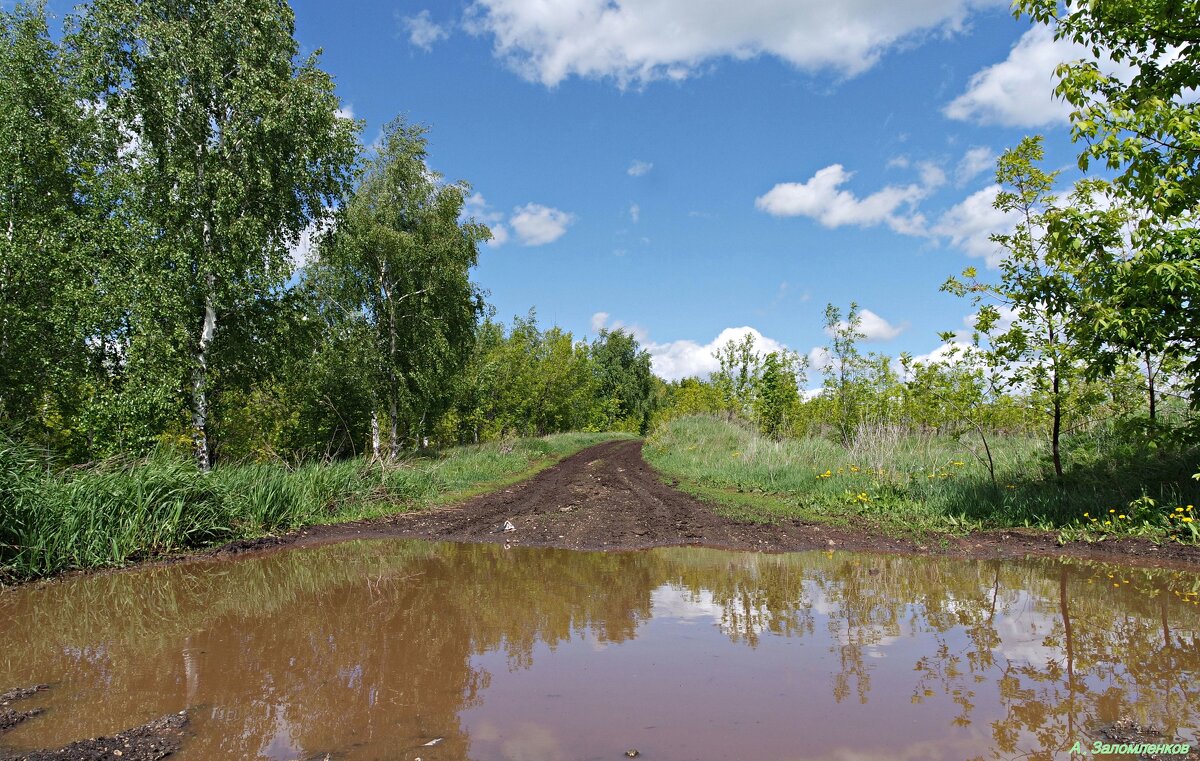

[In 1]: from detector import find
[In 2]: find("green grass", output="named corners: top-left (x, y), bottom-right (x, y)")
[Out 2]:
top-left (644, 415), bottom-right (1200, 544)
top-left (0, 431), bottom-right (632, 583)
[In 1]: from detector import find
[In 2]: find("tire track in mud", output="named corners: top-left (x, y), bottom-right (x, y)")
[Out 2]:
top-left (215, 439), bottom-right (1200, 569)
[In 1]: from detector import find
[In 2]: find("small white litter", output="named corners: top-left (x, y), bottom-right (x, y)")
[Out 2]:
top-left (422, 738), bottom-right (443, 746)
top-left (502, 520), bottom-right (516, 532)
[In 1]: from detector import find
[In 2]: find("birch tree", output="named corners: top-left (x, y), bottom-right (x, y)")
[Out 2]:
top-left (313, 117), bottom-right (487, 459)
top-left (70, 0), bottom-right (357, 468)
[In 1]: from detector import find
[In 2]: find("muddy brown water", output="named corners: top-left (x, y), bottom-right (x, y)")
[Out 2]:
top-left (2, 540), bottom-right (1199, 761)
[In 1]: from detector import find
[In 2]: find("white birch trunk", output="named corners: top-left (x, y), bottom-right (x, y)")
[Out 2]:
top-left (370, 409), bottom-right (381, 460)
top-left (192, 260), bottom-right (216, 471)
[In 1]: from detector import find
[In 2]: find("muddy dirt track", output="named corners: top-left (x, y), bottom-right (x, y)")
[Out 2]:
top-left (218, 439), bottom-right (1200, 570)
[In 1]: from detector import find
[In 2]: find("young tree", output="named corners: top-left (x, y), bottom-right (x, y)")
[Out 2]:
top-left (713, 333), bottom-right (762, 419)
top-left (752, 351), bottom-right (805, 440)
top-left (821, 302), bottom-right (869, 445)
top-left (943, 137), bottom-right (1101, 478)
top-left (313, 118), bottom-right (487, 459)
top-left (70, 0), bottom-right (358, 468)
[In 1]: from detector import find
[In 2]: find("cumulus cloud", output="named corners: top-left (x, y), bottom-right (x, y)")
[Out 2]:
top-left (944, 25), bottom-right (1132, 127)
top-left (629, 203), bottom-right (640, 223)
top-left (646, 326), bottom-right (789, 381)
top-left (463, 192), bottom-right (510, 246)
top-left (510, 203), bottom-right (575, 245)
top-left (402, 10), bottom-right (451, 51)
top-left (335, 105), bottom-right (355, 121)
top-left (931, 185), bottom-right (1020, 267)
top-left (955, 146), bottom-right (996, 186)
top-left (627, 159), bottom-right (653, 177)
top-left (824, 308), bottom-right (907, 342)
top-left (464, 0), bottom-right (1002, 87)
top-left (755, 163), bottom-right (941, 235)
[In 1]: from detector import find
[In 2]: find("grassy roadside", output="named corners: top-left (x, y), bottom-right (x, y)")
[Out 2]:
top-left (644, 415), bottom-right (1200, 545)
top-left (0, 431), bottom-right (634, 583)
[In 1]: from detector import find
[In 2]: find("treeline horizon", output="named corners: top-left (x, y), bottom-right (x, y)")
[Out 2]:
top-left (3, 0), bottom-right (1199, 487)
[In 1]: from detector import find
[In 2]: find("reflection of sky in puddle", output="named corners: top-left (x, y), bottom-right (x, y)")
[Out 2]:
top-left (2, 541), bottom-right (1198, 761)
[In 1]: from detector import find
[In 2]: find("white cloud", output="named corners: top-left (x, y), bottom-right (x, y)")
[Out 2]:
top-left (590, 311), bottom-right (649, 341)
top-left (646, 326), bottom-right (788, 381)
top-left (755, 163), bottom-right (939, 235)
top-left (954, 146), bottom-right (995, 186)
top-left (931, 184), bottom-right (1020, 267)
top-left (335, 105), bottom-right (355, 121)
top-left (944, 25), bottom-right (1131, 127)
top-left (824, 308), bottom-right (906, 342)
top-left (463, 192), bottom-right (510, 247)
top-left (627, 159), bottom-right (653, 177)
top-left (402, 10), bottom-right (451, 52)
top-left (510, 203), bottom-right (575, 245)
top-left (629, 203), bottom-right (640, 223)
top-left (464, 0), bottom-right (1003, 87)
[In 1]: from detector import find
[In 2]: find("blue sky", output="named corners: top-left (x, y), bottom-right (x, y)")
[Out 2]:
top-left (43, 0), bottom-right (1104, 382)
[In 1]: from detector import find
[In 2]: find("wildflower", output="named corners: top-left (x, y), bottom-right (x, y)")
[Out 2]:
top-left (1109, 509), bottom-right (1116, 514)
top-left (850, 466), bottom-right (860, 473)
top-left (1083, 512), bottom-right (1090, 517)
top-left (732, 452), bottom-right (741, 458)
top-left (1177, 507), bottom-right (1185, 513)
top-left (1118, 514), bottom-right (1127, 519)
top-left (1184, 517), bottom-right (1195, 524)
top-left (1104, 521), bottom-right (1112, 526)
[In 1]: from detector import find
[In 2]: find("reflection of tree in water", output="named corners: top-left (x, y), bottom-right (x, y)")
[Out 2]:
top-left (1, 541), bottom-right (664, 758)
top-left (2, 542), bottom-right (1199, 759)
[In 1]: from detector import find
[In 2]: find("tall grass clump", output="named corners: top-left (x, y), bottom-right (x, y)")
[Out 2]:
top-left (1, 431), bottom-right (632, 583)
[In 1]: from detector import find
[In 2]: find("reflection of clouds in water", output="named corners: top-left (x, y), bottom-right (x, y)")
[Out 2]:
top-left (791, 734), bottom-right (990, 761)
top-left (806, 580), bottom-right (903, 659)
top-left (473, 718), bottom-right (565, 761)
top-left (259, 705), bottom-right (304, 761)
top-left (500, 721), bottom-right (564, 761)
top-left (652, 584), bottom-right (773, 636)
top-left (991, 590), bottom-right (1060, 666)
top-left (651, 585), bottom-right (725, 623)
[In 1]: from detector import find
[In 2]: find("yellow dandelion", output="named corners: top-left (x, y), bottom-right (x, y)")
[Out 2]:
top-left (1118, 514), bottom-right (1127, 519)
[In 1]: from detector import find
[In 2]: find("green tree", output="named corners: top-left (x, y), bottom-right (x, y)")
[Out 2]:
top-left (751, 351), bottom-right (804, 440)
top-left (713, 333), bottom-right (762, 419)
top-left (313, 117), bottom-right (487, 459)
top-left (943, 137), bottom-right (1101, 478)
top-left (821, 302), bottom-right (869, 445)
top-left (0, 2), bottom-right (98, 456)
top-left (1015, 0), bottom-right (1200, 411)
top-left (590, 328), bottom-right (655, 434)
top-left (70, 0), bottom-right (358, 468)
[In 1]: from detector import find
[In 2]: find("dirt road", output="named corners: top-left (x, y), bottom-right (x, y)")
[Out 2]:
top-left (220, 439), bottom-right (1200, 569)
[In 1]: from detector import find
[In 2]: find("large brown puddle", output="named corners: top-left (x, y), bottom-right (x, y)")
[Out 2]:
top-left (2, 541), bottom-right (1199, 760)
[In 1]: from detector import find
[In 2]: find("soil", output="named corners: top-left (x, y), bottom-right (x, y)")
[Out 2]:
top-left (1, 684), bottom-right (187, 761)
top-left (209, 439), bottom-right (1200, 571)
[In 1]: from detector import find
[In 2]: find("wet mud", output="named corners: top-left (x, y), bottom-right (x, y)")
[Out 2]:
top-left (214, 439), bottom-right (1200, 571)
top-left (1, 685), bottom-right (186, 761)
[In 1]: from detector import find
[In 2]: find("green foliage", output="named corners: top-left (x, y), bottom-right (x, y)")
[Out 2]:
top-left (1014, 0), bottom-right (1200, 413)
top-left (645, 415), bottom-right (1200, 542)
top-left (0, 430), bottom-right (631, 582)
top-left (308, 116), bottom-right (486, 458)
